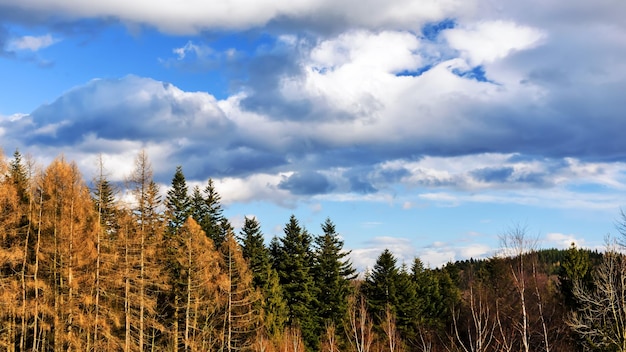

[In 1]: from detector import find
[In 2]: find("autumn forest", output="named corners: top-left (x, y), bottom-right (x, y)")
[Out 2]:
top-left (0, 149), bottom-right (624, 352)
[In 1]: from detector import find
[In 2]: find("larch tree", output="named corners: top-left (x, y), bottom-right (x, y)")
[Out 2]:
top-left (172, 218), bottom-right (224, 352)
top-left (0, 150), bottom-right (24, 350)
top-left (90, 155), bottom-right (123, 351)
top-left (38, 157), bottom-right (98, 351)
top-left (124, 150), bottom-right (165, 352)
top-left (7, 149), bottom-right (35, 351)
top-left (220, 229), bottom-right (261, 352)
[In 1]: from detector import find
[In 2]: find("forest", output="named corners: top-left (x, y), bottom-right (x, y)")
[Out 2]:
top-left (0, 148), bottom-right (624, 352)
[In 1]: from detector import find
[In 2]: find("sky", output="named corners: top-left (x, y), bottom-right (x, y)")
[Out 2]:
top-left (1, 0), bottom-right (626, 271)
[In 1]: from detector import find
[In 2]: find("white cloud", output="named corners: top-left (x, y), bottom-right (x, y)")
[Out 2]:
top-left (443, 20), bottom-right (546, 65)
top-left (213, 173), bottom-right (295, 206)
top-left (8, 34), bottom-right (59, 51)
top-left (350, 236), bottom-right (417, 271)
top-left (544, 232), bottom-right (585, 249)
top-left (0, 0), bottom-right (469, 34)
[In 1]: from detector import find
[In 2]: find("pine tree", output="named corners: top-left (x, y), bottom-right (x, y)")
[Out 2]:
top-left (313, 218), bottom-right (356, 327)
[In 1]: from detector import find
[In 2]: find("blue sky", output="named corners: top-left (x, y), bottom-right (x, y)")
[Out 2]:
top-left (2, 0), bottom-right (626, 270)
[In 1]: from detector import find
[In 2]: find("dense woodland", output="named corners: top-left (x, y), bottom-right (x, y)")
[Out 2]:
top-left (0, 149), bottom-right (624, 351)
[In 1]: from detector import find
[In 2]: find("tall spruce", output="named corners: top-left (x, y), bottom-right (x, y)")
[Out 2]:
top-left (313, 218), bottom-right (356, 327)
top-left (274, 215), bottom-right (318, 350)
top-left (362, 249), bottom-right (399, 321)
top-left (165, 166), bottom-right (191, 235)
top-left (239, 216), bottom-right (271, 289)
top-left (191, 179), bottom-right (227, 247)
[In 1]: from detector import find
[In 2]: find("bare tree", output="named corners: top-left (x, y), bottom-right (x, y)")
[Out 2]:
top-left (381, 304), bottom-right (403, 352)
top-left (499, 224), bottom-right (536, 352)
top-left (568, 239), bottom-right (626, 351)
top-left (344, 293), bottom-right (374, 352)
top-left (452, 285), bottom-right (495, 352)
top-left (321, 322), bottom-right (340, 352)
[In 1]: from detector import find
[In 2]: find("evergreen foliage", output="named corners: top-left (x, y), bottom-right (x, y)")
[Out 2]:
top-left (273, 215), bottom-right (319, 350)
top-left (191, 178), bottom-right (227, 247)
top-left (165, 165), bottom-right (191, 235)
top-left (559, 242), bottom-right (593, 309)
top-left (313, 218), bottom-right (356, 327)
top-left (362, 248), bottom-right (399, 320)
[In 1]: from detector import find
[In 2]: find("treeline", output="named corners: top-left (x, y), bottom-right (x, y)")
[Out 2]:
top-left (0, 149), bottom-right (621, 351)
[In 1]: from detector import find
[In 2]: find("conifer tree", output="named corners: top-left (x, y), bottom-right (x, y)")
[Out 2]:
top-left (559, 242), bottom-right (592, 309)
top-left (240, 217), bottom-right (271, 288)
top-left (0, 150), bottom-right (24, 350)
top-left (393, 264), bottom-right (419, 343)
top-left (6, 149), bottom-right (35, 350)
top-left (90, 155), bottom-right (123, 351)
top-left (38, 158), bottom-right (99, 350)
top-left (274, 215), bottom-right (318, 350)
top-left (192, 179), bottom-right (227, 247)
top-left (166, 166), bottom-right (191, 235)
top-left (172, 218), bottom-right (224, 352)
top-left (220, 229), bottom-right (261, 352)
top-left (238, 216), bottom-right (288, 342)
top-left (313, 218), bottom-right (356, 327)
top-left (362, 249), bottom-right (399, 320)
top-left (125, 150), bottom-right (165, 352)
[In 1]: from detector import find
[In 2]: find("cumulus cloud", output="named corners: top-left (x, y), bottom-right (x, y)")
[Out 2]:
top-left (3, 72), bottom-right (626, 209)
top-left (0, 0), bottom-right (469, 34)
top-left (443, 21), bottom-right (545, 65)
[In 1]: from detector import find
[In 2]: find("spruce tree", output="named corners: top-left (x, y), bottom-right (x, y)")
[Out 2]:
top-left (240, 216), bottom-right (271, 289)
top-left (394, 264), bottom-right (419, 342)
top-left (362, 249), bottom-right (399, 320)
top-left (274, 215), bottom-right (318, 350)
top-left (558, 242), bottom-right (592, 309)
top-left (313, 218), bottom-right (356, 327)
top-left (9, 149), bottom-right (29, 204)
top-left (165, 166), bottom-right (191, 235)
top-left (191, 178), bottom-right (227, 247)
